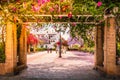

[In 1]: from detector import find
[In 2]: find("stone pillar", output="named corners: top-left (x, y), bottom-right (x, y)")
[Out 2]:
top-left (95, 25), bottom-right (104, 67)
top-left (104, 16), bottom-right (116, 75)
top-left (5, 21), bottom-right (17, 74)
top-left (0, 63), bottom-right (5, 75)
top-left (19, 24), bottom-right (27, 67)
top-left (13, 23), bottom-right (17, 68)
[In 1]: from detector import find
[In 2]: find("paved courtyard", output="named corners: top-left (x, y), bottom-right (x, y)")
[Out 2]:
top-left (0, 51), bottom-right (120, 80)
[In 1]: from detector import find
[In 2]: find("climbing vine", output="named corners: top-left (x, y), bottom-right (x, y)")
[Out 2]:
top-left (0, 0), bottom-right (120, 60)
top-left (70, 23), bottom-right (95, 47)
top-left (0, 24), bottom-right (5, 63)
top-left (0, 0), bottom-right (120, 23)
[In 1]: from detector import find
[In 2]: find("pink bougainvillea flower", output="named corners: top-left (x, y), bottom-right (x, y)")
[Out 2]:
top-left (38, 0), bottom-right (40, 3)
top-left (47, 0), bottom-right (50, 2)
top-left (34, 37), bottom-right (39, 44)
top-left (97, 1), bottom-right (102, 7)
top-left (59, 15), bottom-right (62, 19)
top-left (12, 7), bottom-right (17, 12)
top-left (38, 0), bottom-right (41, 5)
top-left (55, 4), bottom-right (59, 9)
top-left (42, 0), bottom-right (45, 4)
top-left (58, 9), bottom-right (60, 13)
top-left (27, 33), bottom-right (39, 45)
top-left (37, 0), bottom-right (50, 5)
top-left (42, 0), bottom-right (49, 4)
top-left (56, 41), bottom-right (60, 45)
top-left (27, 34), bottom-right (34, 44)
top-left (35, 6), bottom-right (40, 11)
top-left (32, 6), bottom-right (36, 11)
top-left (50, 7), bottom-right (54, 12)
top-left (68, 12), bottom-right (72, 18)
top-left (72, 22), bottom-right (76, 26)
top-left (32, 5), bottom-right (40, 12)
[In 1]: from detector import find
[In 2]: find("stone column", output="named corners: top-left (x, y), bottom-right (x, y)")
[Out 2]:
top-left (95, 25), bottom-right (104, 67)
top-left (5, 21), bottom-right (17, 74)
top-left (104, 16), bottom-right (116, 75)
top-left (13, 23), bottom-right (17, 68)
top-left (19, 24), bottom-right (27, 67)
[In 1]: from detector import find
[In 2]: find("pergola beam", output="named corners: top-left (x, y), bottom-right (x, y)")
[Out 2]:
top-left (24, 22), bottom-right (98, 25)
top-left (25, 14), bottom-right (102, 17)
top-left (23, 14), bottom-right (103, 25)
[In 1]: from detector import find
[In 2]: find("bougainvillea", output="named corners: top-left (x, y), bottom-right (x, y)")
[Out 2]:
top-left (59, 15), bottom-right (63, 19)
top-left (97, 1), bottom-right (102, 7)
top-left (56, 41), bottom-right (60, 45)
top-left (0, 0), bottom-right (120, 47)
top-left (68, 12), bottom-right (72, 18)
top-left (27, 33), bottom-right (39, 45)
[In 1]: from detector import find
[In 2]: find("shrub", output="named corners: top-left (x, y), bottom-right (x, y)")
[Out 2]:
top-left (117, 42), bottom-right (120, 56)
top-left (36, 48), bottom-right (47, 51)
top-left (68, 44), bottom-right (80, 50)
top-left (79, 44), bottom-right (95, 53)
top-left (0, 44), bottom-right (5, 63)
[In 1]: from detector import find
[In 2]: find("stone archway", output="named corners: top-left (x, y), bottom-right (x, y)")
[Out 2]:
top-left (0, 15), bottom-right (120, 76)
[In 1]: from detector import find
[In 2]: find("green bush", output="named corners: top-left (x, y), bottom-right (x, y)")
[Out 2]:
top-left (69, 44), bottom-right (80, 50)
top-left (36, 48), bottom-right (47, 51)
top-left (30, 47), bottom-right (34, 52)
top-left (80, 47), bottom-right (94, 53)
top-left (68, 44), bottom-right (95, 53)
top-left (117, 42), bottom-right (120, 56)
top-left (79, 44), bottom-right (95, 53)
top-left (0, 44), bottom-right (5, 63)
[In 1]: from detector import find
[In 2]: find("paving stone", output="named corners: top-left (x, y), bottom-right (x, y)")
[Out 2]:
top-left (0, 51), bottom-right (120, 80)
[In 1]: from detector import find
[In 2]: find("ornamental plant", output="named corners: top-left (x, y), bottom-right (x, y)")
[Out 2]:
top-left (97, 1), bottom-right (102, 7)
top-left (0, 0), bottom-right (120, 49)
top-left (27, 33), bottom-right (39, 45)
top-left (0, 0), bottom-right (120, 23)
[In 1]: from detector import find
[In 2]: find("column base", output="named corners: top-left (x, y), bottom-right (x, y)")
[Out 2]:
top-left (14, 64), bottom-right (27, 75)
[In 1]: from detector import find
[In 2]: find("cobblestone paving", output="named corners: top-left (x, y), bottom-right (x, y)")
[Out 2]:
top-left (0, 51), bottom-right (120, 80)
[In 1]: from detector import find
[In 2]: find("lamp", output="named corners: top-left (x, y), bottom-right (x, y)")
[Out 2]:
top-left (54, 23), bottom-right (64, 58)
